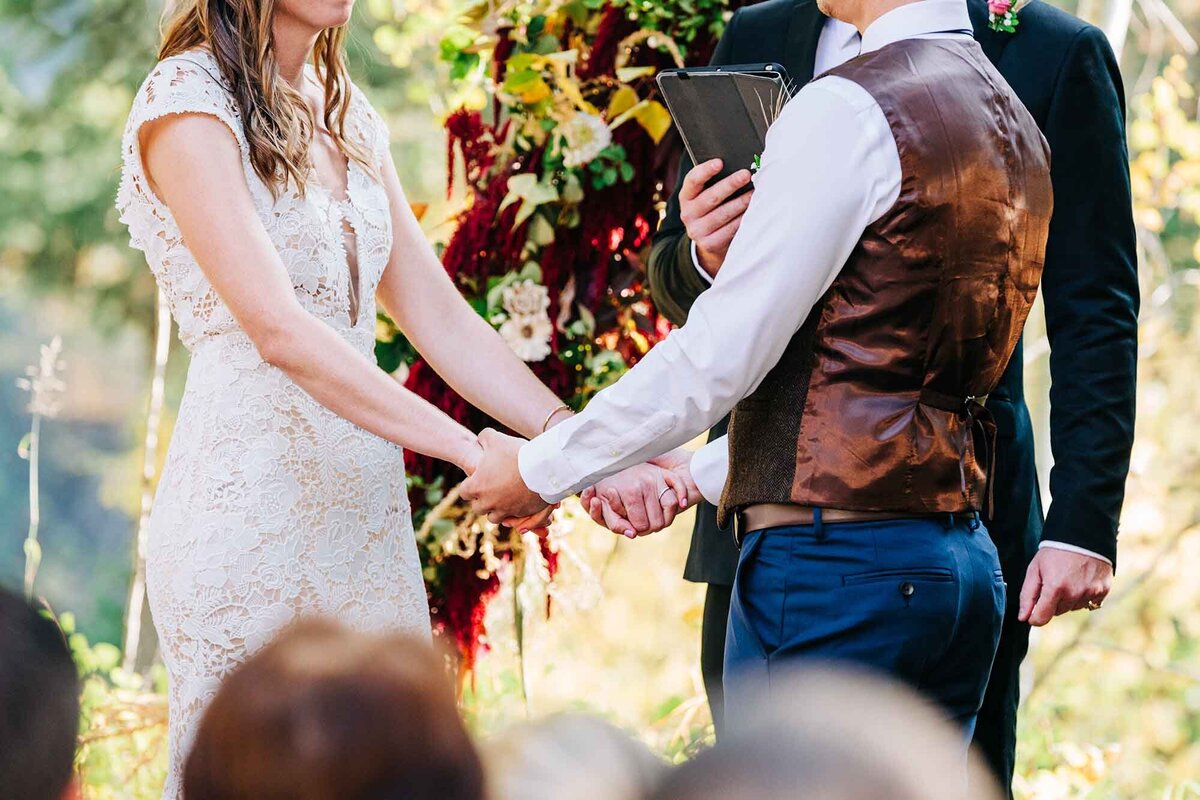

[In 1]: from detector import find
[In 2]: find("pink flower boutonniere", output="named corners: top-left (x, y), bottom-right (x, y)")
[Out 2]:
top-left (987, 0), bottom-right (1028, 33)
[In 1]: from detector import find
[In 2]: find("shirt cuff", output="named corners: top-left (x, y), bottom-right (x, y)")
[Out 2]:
top-left (690, 437), bottom-right (729, 505)
top-left (518, 427), bottom-right (576, 505)
top-left (1038, 540), bottom-right (1113, 567)
top-left (690, 240), bottom-right (715, 285)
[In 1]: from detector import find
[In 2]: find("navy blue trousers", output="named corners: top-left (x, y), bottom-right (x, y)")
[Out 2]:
top-left (724, 514), bottom-right (1006, 735)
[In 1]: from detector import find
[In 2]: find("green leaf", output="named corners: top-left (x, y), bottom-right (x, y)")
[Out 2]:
top-left (533, 35), bottom-right (563, 55)
top-left (518, 260), bottom-right (544, 282)
top-left (528, 213), bottom-right (557, 246)
top-left (92, 642), bottom-right (122, 673)
top-left (561, 173), bottom-right (585, 204)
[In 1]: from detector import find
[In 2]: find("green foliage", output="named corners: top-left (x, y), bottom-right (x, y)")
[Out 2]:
top-left (0, 0), bottom-right (162, 329)
top-left (57, 611), bottom-right (169, 797)
top-left (612, 0), bottom-right (732, 46)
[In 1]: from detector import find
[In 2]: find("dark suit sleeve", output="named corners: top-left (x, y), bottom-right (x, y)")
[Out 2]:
top-left (1039, 26), bottom-right (1138, 567)
top-left (646, 10), bottom-right (742, 326)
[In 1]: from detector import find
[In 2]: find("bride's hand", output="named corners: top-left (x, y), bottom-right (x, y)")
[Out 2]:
top-left (460, 428), bottom-right (549, 520)
top-left (500, 505), bottom-right (558, 533)
top-left (457, 437), bottom-right (485, 476)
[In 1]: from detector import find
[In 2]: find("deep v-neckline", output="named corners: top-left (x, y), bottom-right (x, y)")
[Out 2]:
top-left (309, 124), bottom-right (362, 328)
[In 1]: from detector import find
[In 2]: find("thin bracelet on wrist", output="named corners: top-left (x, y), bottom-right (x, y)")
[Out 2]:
top-left (541, 404), bottom-right (572, 433)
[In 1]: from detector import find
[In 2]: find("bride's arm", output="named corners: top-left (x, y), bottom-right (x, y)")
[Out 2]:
top-left (141, 113), bottom-right (481, 473)
top-left (374, 148), bottom-right (568, 440)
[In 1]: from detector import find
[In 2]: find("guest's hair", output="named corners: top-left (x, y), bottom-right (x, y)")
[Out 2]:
top-left (485, 713), bottom-right (666, 800)
top-left (183, 619), bottom-right (484, 800)
top-left (652, 666), bottom-right (1002, 800)
top-left (157, 0), bottom-right (372, 196)
top-left (0, 586), bottom-right (81, 800)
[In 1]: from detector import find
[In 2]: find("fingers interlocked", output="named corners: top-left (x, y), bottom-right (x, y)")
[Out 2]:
top-left (581, 463), bottom-right (691, 540)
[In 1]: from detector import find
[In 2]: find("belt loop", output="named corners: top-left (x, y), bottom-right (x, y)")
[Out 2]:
top-left (970, 511), bottom-right (982, 532)
top-left (813, 507), bottom-right (825, 541)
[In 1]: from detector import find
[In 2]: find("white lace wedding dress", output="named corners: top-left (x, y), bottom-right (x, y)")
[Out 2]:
top-left (116, 50), bottom-right (431, 798)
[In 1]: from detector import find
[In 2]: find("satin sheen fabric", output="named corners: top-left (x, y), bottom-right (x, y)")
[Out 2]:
top-left (720, 39), bottom-right (1052, 524)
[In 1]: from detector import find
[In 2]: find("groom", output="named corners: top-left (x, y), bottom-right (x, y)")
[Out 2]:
top-left (463, 0), bottom-right (1051, 734)
top-left (649, 0), bottom-right (1137, 790)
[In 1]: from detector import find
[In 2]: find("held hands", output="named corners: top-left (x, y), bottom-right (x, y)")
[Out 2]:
top-left (459, 428), bottom-right (699, 540)
top-left (1018, 548), bottom-right (1114, 626)
top-left (679, 159), bottom-right (754, 278)
top-left (580, 449), bottom-right (700, 540)
top-left (459, 429), bottom-right (552, 530)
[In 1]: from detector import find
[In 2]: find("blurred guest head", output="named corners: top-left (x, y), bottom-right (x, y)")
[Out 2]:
top-left (485, 713), bottom-right (666, 800)
top-left (653, 666), bottom-right (1001, 800)
top-left (184, 619), bottom-right (484, 800)
top-left (0, 586), bottom-right (81, 800)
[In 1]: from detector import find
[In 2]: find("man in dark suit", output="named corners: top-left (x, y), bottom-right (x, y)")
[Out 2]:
top-left (647, 0), bottom-right (1138, 792)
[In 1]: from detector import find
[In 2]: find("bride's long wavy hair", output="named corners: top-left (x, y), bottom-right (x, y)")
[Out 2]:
top-left (158, 0), bottom-right (373, 195)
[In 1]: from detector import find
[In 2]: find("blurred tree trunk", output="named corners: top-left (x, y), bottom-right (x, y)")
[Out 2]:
top-left (122, 288), bottom-right (171, 673)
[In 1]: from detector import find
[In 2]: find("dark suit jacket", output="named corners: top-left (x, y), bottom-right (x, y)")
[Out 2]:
top-left (651, 0), bottom-right (1138, 585)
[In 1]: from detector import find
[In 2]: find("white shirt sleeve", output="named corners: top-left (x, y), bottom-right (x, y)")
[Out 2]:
top-left (691, 240), bottom-right (716, 285)
top-left (1038, 541), bottom-right (1113, 567)
top-left (519, 78), bottom-right (901, 502)
top-left (690, 436), bottom-right (731, 505)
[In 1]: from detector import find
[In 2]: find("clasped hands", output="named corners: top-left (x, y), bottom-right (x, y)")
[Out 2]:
top-left (460, 429), bottom-right (698, 538)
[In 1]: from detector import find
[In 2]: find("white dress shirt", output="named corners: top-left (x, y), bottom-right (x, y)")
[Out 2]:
top-left (519, 0), bottom-right (1109, 566)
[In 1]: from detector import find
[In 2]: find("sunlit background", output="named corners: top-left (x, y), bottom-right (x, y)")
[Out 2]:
top-left (2, 0), bottom-right (1200, 796)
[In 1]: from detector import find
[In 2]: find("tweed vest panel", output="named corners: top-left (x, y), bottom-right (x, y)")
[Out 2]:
top-left (718, 39), bottom-right (1052, 525)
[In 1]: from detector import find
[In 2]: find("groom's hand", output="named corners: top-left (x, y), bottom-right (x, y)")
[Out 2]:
top-left (680, 159), bottom-right (754, 278)
top-left (460, 429), bottom-right (550, 523)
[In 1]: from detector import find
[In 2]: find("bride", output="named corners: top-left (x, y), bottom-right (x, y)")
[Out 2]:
top-left (116, 0), bottom-right (695, 794)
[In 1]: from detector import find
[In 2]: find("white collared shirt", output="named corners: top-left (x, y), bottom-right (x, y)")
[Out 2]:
top-left (518, 0), bottom-right (1109, 566)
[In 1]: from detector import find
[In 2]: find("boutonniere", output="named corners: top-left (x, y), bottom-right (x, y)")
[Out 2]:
top-left (988, 0), bottom-right (1030, 33)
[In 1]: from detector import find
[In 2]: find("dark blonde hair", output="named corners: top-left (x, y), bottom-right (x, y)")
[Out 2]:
top-left (183, 619), bottom-right (485, 800)
top-left (159, 0), bottom-right (372, 195)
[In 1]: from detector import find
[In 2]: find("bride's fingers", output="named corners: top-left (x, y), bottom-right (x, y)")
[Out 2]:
top-left (520, 507), bottom-right (555, 531)
top-left (662, 470), bottom-right (689, 510)
top-left (641, 481), bottom-right (666, 532)
top-left (599, 499), bottom-right (637, 539)
top-left (661, 489), bottom-right (679, 528)
top-left (587, 497), bottom-right (607, 528)
top-left (500, 509), bottom-right (549, 531)
top-left (604, 487), bottom-right (643, 532)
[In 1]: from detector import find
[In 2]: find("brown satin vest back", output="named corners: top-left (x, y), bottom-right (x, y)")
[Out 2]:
top-left (718, 39), bottom-right (1052, 526)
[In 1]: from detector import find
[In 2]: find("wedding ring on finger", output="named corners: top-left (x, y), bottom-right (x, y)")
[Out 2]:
top-left (658, 486), bottom-right (676, 503)
top-left (1086, 599), bottom-right (1103, 611)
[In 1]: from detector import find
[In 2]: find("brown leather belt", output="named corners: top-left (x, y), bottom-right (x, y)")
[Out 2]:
top-left (740, 503), bottom-right (967, 536)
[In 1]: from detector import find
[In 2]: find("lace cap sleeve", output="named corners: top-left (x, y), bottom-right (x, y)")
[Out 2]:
top-left (116, 53), bottom-right (247, 255)
top-left (347, 81), bottom-right (392, 171)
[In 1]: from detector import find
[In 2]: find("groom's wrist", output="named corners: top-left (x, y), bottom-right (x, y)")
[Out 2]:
top-left (517, 439), bottom-right (572, 504)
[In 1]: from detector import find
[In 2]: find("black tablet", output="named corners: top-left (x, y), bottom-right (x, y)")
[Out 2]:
top-left (656, 63), bottom-right (793, 192)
